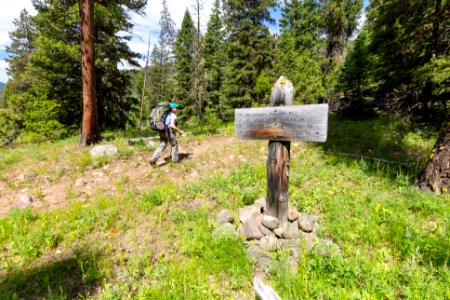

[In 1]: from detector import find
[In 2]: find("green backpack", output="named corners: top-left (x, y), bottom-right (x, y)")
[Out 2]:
top-left (149, 102), bottom-right (169, 131)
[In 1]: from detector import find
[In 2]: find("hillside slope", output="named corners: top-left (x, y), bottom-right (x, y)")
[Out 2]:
top-left (0, 121), bottom-right (449, 299)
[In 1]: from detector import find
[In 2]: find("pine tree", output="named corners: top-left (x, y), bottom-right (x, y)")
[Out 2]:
top-left (150, 0), bottom-right (177, 105)
top-left (276, 0), bottom-right (326, 103)
top-left (191, 0), bottom-right (208, 121)
top-left (148, 45), bottom-right (167, 105)
top-left (11, 0), bottom-right (148, 133)
top-left (159, 0), bottom-right (177, 52)
top-left (338, 30), bottom-right (371, 99)
top-left (2, 8), bottom-right (64, 143)
top-left (79, 0), bottom-right (98, 146)
top-left (343, 0), bottom-right (450, 191)
top-left (204, 0), bottom-right (226, 118)
top-left (221, 0), bottom-right (277, 113)
top-left (173, 10), bottom-right (195, 114)
top-left (322, 0), bottom-right (363, 71)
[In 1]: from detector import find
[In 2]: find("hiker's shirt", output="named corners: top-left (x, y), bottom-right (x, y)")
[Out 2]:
top-left (165, 112), bottom-right (177, 127)
top-left (163, 112), bottom-right (177, 139)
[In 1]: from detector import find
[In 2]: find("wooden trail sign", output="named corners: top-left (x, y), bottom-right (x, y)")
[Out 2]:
top-left (235, 104), bottom-right (328, 142)
top-left (235, 100), bottom-right (328, 224)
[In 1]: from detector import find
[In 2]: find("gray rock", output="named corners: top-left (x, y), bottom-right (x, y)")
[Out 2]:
top-left (259, 236), bottom-right (279, 252)
top-left (239, 204), bottom-right (260, 224)
top-left (217, 209), bottom-right (234, 224)
top-left (238, 223), bottom-right (264, 240)
top-left (90, 144), bottom-right (118, 158)
top-left (282, 221), bottom-right (300, 239)
top-left (254, 198), bottom-right (266, 213)
top-left (298, 213), bottom-right (316, 233)
top-left (279, 239), bottom-right (299, 251)
top-left (273, 222), bottom-right (288, 238)
top-left (287, 206), bottom-right (299, 222)
top-left (18, 194), bottom-right (33, 207)
top-left (128, 137), bottom-right (158, 147)
top-left (262, 215), bottom-right (279, 230)
top-left (258, 224), bottom-right (275, 237)
top-left (238, 204), bottom-right (264, 240)
top-left (247, 245), bottom-right (273, 272)
top-left (299, 231), bottom-right (317, 248)
top-left (74, 178), bottom-right (86, 188)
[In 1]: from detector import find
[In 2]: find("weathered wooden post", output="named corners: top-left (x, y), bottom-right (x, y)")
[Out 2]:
top-left (235, 76), bottom-right (328, 225)
top-left (266, 76), bottom-right (294, 224)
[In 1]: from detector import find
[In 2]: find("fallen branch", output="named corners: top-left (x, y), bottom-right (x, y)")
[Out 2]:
top-left (254, 277), bottom-right (281, 300)
top-left (1, 130), bottom-right (18, 147)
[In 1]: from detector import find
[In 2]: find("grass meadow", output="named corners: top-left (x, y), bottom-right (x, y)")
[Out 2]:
top-left (0, 116), bottom-right (449, 299)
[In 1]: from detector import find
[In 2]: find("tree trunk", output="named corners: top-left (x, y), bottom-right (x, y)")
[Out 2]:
top-left (417, 117), bottom-right (450, 192)
top-left (79, 0), bottom-right (98, 147)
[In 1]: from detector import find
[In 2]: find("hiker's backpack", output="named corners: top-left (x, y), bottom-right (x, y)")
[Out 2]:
top-left (149, 102), bottom-right (170, 131)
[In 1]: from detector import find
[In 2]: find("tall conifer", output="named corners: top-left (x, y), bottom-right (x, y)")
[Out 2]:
top-left (221, 0), bottom-right (277, 112)
top-left (173, 10), bottom-right (195, 114)
top-left (204, 0), bottom-right (225, 118)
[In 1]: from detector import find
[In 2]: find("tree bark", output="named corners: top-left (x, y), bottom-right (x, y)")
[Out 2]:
top-left (417, 117), bottom-right (450, 192)
top-left (417, 0), bottom-right (448, 192)
top-left (79, 0), bottom-right (98, 147)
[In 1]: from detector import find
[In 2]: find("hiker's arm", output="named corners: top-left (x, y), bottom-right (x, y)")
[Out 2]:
top-left (170, 120), bottom-right (184, 135)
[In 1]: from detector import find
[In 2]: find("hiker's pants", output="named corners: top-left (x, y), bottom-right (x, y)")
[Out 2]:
top-left (151, 127), bottom-right (179, 162)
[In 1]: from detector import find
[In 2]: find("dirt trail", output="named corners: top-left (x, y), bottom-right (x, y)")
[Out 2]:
top-left (0, 135), bottom-right (261, 218)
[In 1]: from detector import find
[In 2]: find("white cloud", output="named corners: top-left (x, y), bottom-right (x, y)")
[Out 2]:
top-left (129, 0), bottom-right (214, 67)
top-left (0, 0), bottom-right (36, 83)
top-left (0, 60), bottom-right (8, 83)
top-left (0, 1), bottom-right (36, 48)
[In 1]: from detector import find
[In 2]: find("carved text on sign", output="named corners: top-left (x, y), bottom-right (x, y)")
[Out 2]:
top-left (235, 104), bottom-right (328, 142)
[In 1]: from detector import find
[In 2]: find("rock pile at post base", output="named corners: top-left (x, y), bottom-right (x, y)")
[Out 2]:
top-left (216, 198), bottom-right (338, 276)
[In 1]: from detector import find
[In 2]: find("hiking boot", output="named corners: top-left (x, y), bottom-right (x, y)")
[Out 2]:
top-left (149, 159), bottom-right (157, 166)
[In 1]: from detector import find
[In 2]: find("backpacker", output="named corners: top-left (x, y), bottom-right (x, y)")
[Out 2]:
top-left (149, 101), bottom-right (170, 131)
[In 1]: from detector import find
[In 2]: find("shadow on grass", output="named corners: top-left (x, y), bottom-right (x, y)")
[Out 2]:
top-left (0, 249), bottom-right (103, 299)
top-left (316, 116), bottom-right (433, 180)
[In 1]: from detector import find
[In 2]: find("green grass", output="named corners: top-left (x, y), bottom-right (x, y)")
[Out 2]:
top-left (0, 116), bottom-right (449, 299)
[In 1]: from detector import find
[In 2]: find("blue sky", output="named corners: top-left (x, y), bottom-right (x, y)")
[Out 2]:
top-left (0, 0), bottom-right (370, 84)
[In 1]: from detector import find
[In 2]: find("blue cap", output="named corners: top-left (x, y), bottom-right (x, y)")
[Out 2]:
top-left (169, 102), bottom-right (180, 109)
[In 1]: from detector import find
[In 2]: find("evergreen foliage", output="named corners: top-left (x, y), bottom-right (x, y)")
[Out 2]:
top-left (173, 10), bottom-right (196, 115)
top-left (2, 0), bottom-right (146, 144)
top-left (322, 0), bottom-right (363, 70)
top-left (361, 0), bottom-right (450, 113)
top-left (221, 0), bottom-right (277, 113)
top-left (276, 0), bottom-right (326, 103)
top-left (191, 0), bottom-right (209, 121)
top-left (148, 0), bottom-right (177, 109)
top-left (203, 0), bottom-right (226, 119)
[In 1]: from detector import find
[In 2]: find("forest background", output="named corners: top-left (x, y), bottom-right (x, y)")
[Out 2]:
top-left (0, 1), bottom-right (450, 298)
top-left (0, 0), bottom-right (450, 188)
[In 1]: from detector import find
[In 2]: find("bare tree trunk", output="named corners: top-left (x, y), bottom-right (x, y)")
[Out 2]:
top-left (79, 0), bottom-right (98, 147)
top-left (139, 34), bottom-right (151, 126)
top-left (417, 118), bottom-right (450, 192)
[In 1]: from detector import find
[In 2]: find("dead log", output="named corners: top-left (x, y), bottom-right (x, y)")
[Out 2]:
top-left (254, 277), bottom-right (282, 300)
